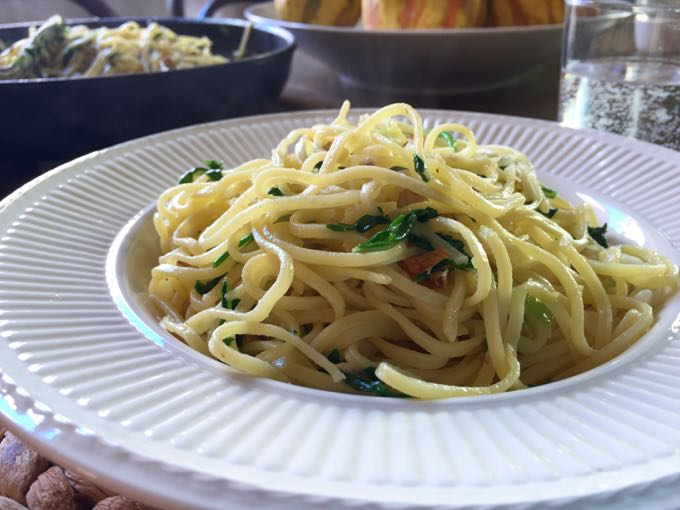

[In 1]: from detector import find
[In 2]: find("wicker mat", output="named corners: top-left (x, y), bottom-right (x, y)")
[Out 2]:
top-left (0, 426), bottom-right (153, 510)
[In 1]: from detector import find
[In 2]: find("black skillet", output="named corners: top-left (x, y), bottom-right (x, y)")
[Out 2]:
top-left (0, 17), bottom-right (294, 165)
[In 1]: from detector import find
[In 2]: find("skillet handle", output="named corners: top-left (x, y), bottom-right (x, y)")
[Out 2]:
top-left (197, 0), bottom-right (267, 19)
top-left (70, 0), bottom-right (117, 17)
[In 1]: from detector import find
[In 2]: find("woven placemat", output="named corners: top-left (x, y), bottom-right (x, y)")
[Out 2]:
top-left (0, 425), bottom-right (153, 510)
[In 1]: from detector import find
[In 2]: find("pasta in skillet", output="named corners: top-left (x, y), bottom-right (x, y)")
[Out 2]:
top-left (148, 102), bottom-right (678, 399)
top-left (0, 14), bottom-right (231, 79)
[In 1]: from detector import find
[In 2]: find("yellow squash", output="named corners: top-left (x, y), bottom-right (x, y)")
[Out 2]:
top-left (487, 0), bottom-right (564, 26)
top-left (274, 0), bottom-right (361, 26)
top-left (362, 0), bottom-right (487, 29)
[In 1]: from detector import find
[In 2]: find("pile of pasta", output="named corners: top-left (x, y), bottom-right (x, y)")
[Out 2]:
top-left (149, 102), bottom-right (678, 399)
top-left (0, 15), bottom-right (228, 79)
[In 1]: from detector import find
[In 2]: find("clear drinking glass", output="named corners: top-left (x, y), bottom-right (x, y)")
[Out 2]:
top-left (559, 0), bottom-right (680, 150)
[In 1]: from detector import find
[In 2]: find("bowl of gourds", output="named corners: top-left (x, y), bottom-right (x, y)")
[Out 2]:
top-left (246, 0), bottom-right (564, 92)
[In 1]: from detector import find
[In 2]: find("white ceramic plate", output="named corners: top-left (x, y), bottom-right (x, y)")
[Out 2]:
top-left (245, 2), bottom-right (563, 93)
top-left (2, 110), bottom-right (680, 510)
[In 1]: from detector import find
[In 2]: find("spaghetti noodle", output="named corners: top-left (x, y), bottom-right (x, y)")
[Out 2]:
top-left (148, 102), bottom-right (678, 399)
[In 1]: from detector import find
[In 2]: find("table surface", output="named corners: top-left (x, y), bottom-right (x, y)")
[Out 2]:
top-left (0, 32), bottom-right (561, 200)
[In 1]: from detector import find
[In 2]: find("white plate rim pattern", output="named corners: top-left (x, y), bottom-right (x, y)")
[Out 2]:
top-left (1, 109), bottom-right (680, 510)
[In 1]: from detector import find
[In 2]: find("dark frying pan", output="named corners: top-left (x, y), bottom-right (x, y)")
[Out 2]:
top-left (0, 17), bottom-right (294, 165)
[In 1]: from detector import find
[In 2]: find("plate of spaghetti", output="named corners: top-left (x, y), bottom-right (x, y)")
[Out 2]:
top-left (1, 104), bottom-right (680, 510)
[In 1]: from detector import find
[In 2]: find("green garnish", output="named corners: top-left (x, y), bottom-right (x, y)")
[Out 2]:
top-left (430, 258), bottom-right (453, 273)
top-left (412, 207), bottom-right (439, 222)
top-left (268, 186), bottom-right (283, 197)
top-left (203, 160), bottom-right (224, 181)
top-left (439, 131), bottom-right (457, 150)
top-left (212, 250), bottom-right (230, 268)
top-left (541, 186), bottom-right (557, 199)
top-left (343, 367), bottom-right (408, 398)
top-left (413, 271), bottom-right (429, 283)
top-left (238, 233), bottom-right (254, 248)
top-left (178, 160), bottom-right (223, 184)
top-left (313, 161), bottom-right (323, 170)
top-left (178, 167), bottom-right (206, 184)
top-left (352, 214), bottom-right (415, 253)
top-left (588, 223), bottom-right (609, 249)
top-left (437, 234), bottom-right (473, 270)
top-left (413, 154), bottom-right (429, 182)
top-left (390, 166), bottom-right (408, 172)
top-left (538, 208), bottom-right (558, 219)
top-left (195, 276), bottom-right (222, 294)
top-left (327, 213), bottom-right (390, 233)
top-left (326, 223), bottom-right (354, 232)
top-left (406, 233), bottom-right (434, 251)
top-left (327, 349), bottom-right (341, 364)
top-left (525, 295), bottom-right (553, 326)
top-left (222, 334), bottom-right (243, 348)
top-left (204, 159), bottom-right (224, 170)
top-left (212, 234), bottom-right (253, 268)
top-left (352, 208), bottom-right (439, 253)
top-left (220, 280), bottom-right (230, 308)
top-left (205, 169), bottom-right (223, 181)
top-left (220, 281), bottom-right (240, 311)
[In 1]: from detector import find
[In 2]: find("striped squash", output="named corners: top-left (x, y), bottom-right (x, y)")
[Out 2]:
top-left (274, 0), bottom-right (361, 26)
top-left (362, 0), bottom-right (487, 30)
top-left (487, 0), bottom-right (564, 26)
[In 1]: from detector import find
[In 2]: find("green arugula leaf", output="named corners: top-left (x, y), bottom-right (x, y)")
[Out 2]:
top-left (238, 233), bottom-right (254, 248)
top-left (178, 160), bottom-right (224, 184)
top-left (352, 208), bottom-right (439, 253)
top-left (223, 337), bottom-right (234, 346)
top-left (588, 223), bottom-right (609, 248)
top-left (413, 154), bottom-right (429, 182)
top-left (407, 233), bottom-right (434, 251)
top-left (439, 131), bottom-right (457, 150)
top-left (412, 207), bottom-right (439, 222)
top-left (268, 186), bottom-right (283, 197)
top-left (219, 281), bottom-right (240, 311)
top-left (327, 213), bottom-right (390, 234)
top-left (220, 280), bottom-right (230, 309)
top-left (178, 167), bottom-right (206, 184)
top-left (354, 213), bottom-right (390, 233)
top-left (327, 349), bottom-right (341, 364)
top-left (343, 367), bottom-right (409, 398)
top-left (205, 169), bottom-right (223, 181)
top-left (326, 223), bottom-right (354, 232)
top-left (204, 159), bottom-right (224, 170)
top-left (541, 185), bottom-right (557, 199)
top-left (538, 208), bottom-right (558, 219)
top-left (326, 223), bottom-right (355, 232)
top-left (437, 234), bottom-right (473, 270)
top-left (194, 276), bottom-right (222, 295)
top-left (525, 295), bottom-right (553, 326)
top-left (212, 250), bottom-right (230, 268)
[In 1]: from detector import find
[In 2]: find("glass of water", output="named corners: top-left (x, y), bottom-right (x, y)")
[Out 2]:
top-left (559, 0), bottom-right (680, 150)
